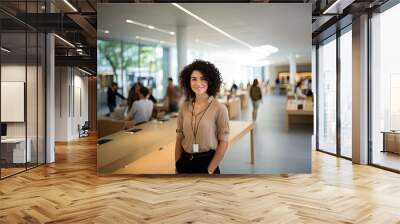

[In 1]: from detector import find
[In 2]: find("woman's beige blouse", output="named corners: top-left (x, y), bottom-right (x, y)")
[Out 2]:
top-left (176, 96), bottom-right (230, 153)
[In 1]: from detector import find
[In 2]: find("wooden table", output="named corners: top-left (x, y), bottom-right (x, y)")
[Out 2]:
top-left (1, 138), bottom-right (32, 164)
top-left (97, 118), bottom-right (255, 174)
top-left (286, 99), bottom-right (313, 129)
top-left (218, 97), bottom-right (241, 119)
top-left (227, 90), bottom-right (248, 109)
top-left (381, 131), bottom-right (400, 154)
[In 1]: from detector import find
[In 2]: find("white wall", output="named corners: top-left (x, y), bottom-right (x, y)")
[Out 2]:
top-left (1, 63), bottom-right (46, 164)
top-left (55, 67), bottom-right (89, 141)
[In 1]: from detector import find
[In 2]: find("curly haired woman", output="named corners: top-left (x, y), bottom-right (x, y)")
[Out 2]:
top-left (175, 60), bottom-right (230, 174)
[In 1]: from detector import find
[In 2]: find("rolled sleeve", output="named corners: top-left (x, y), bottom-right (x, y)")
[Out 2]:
top-left (217, 105), bottom-right (230, 142)
top-left (176, 107), bottom-right (184, 138)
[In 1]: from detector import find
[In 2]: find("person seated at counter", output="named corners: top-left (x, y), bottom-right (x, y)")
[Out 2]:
top-left (125, 87), bottom-right (154, 123)
top-left (175, 59), bottom-right (230, 175)
top-left (294, 81), bottom-right (306, 100)
top-left (127, 82), bottom-right (143, 113)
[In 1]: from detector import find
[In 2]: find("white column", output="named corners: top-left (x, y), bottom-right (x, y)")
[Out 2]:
top-left (46, 33), bottom-right (55, 163)
top-left (269, 65), bottom-right (277, 82)
top-left (177, 26), bottom-right (188, 72)
top-left (263, 65), bottom-right (270, 82)
top-left (352, 14), bottom-right (369, 164)
top-left (289, 53), bottom-right (297, 86)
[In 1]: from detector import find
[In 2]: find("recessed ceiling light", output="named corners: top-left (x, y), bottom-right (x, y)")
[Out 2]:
top-left (194, 39), bottom-right (219, 48)
top-left (104, 30), bottom-right (109, 34)
top-left (251, 45), bottom-right (279, 57)
top-left (126, 19), bottom-right (175, 36)
top-left (136, 35), bottom-right (171, 45)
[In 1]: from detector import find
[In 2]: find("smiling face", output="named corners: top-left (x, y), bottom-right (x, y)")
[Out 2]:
top-left (190, 70), bottom-right (208, 96)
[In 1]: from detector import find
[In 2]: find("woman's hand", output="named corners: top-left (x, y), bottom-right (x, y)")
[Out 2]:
top-left (207, 141), bottom-right (228, 174)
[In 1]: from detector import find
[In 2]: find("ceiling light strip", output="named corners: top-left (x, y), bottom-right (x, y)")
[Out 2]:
top-left (126, 19), bottom-right (175, 35)
top-left (1, 47), bottom-right (11, 53)
top-left (322, 0), bottom-right (343, 14)
top-left (172, 3), bottom-right (253, 49)
top-left (54, 34), bottom-right (75, 48)
top-left (78, 67), bottom-right (92, 76)
top-left (136, 35), bottom-right (172, 45)
top-left (63, 0), bottom-right (78, 12)
top-left (195, 39), bottom-right (219, 48)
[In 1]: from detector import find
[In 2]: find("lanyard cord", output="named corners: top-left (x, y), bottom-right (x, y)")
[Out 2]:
top-left (191, 98), bottom-right (213, 144)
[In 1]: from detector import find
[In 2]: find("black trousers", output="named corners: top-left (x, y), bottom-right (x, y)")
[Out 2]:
top-left (108, 103), bottom-right (116, 113)
top-left (176, 150), bottom-right (220, 174)
top-left (169, 103), bottom-right (178, 113)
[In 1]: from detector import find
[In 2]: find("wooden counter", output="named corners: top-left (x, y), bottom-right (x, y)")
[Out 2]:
top-left (97, 118), bottom-right (178, 173)
top-left (381, 131), bottom-right (400, 154)
top-left (286, 99), bottom-right (313, 129)
top-left (98, 118), bottom-right (255, 174)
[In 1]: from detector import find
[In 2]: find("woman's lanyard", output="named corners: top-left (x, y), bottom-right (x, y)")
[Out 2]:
top-left (191, 98), bottom-right (213, 152)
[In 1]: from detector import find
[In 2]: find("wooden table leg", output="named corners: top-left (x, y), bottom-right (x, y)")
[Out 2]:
top-left (250, 128), bottom-right (254, 164)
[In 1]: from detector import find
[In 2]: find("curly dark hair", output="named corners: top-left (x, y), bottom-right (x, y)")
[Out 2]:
top-left (179, 59), bottom-right (222, 100)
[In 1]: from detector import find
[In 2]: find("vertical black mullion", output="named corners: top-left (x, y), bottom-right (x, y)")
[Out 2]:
top-left (367, 11), bottom-right (373, 165)
top-left (316, 44), bottom-right (320, 150)
top-left (44, 33), bottom-right (47, 164)
top-left (336, 29), bottom-right (341, 157)
top-left (25, 0), bottom-right (28, 171)
top-left (44, 0), bottom-right (48, 164)
top-left (36, 0), bottom-right (39, 167)
top-left (121, 41), bottom-right (123, 89)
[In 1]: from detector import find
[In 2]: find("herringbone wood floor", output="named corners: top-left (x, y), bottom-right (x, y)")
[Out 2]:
top-left (1, 135), bottom-right (400, 223)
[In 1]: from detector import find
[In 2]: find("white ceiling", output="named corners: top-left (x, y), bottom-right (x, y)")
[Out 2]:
top-left (97, 3), bottom-right (311, 66)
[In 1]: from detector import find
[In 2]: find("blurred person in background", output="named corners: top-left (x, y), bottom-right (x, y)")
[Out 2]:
top-left (249, 79), bottom-right (263, 121)
top-left (125, 86), bottom-right (153, 123)
top-left (107, 82), bottom-right (125, 115)
top-left (166, 77), bottom-right (181, 112)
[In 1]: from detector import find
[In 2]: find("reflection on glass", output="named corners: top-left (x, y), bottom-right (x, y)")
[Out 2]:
top-left (1, 31), bottom-right (27, 177)
top-left (318, 37), bottom-right (337, 154)
top-left (27, 32), bottom-right (38, 169)
top-left (340, 30), bottom-right (352, 158)
top-left (371, 3), bottom-right (400, 171)
top-left (97, 40), bottom-right (168, 116)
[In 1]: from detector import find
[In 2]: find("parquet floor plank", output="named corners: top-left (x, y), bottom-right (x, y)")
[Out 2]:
top-left (1, 135), bottom-right (400, 223)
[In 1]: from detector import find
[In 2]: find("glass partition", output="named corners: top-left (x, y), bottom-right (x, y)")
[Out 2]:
top-left (1, 30), bottom-right (28, 177)
top-left (0, 3), bottom-right (46, 179)
top-left (339, 28), bottom-right (352, 158)
top-left (371, 3), bottom-right (400, 171)
top-left (317, 36), bottom-right (337, 154)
